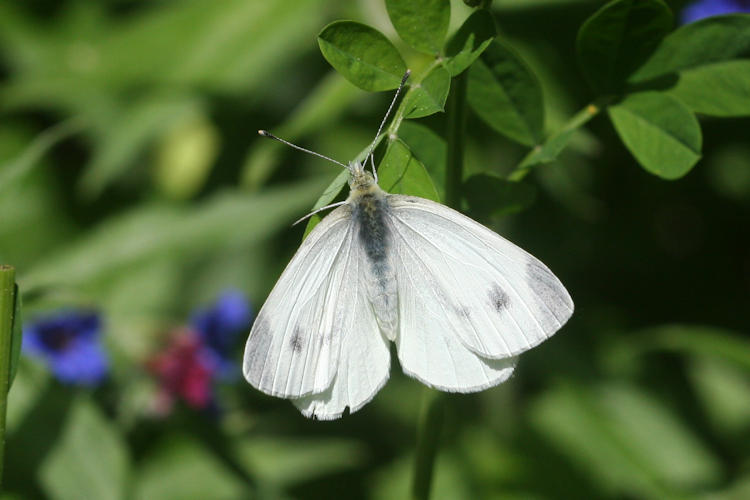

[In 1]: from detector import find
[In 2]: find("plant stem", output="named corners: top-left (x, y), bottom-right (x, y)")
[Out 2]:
top-left (445, 71), bottom-right (468, 208)
top-left (411, 70), bottom-right (468, 500)
top-left (508, 98), bottom-right (609, 181)
top-left (0, 265), bottom-right (17, 487)
top-left (412, 389), bottom-right (445, 500)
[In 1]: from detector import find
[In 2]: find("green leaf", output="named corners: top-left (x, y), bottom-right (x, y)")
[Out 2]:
top-left (467, 39), bottom-right (544, 146)
top-left (9, 283), bottom-right (21, 389)
top-left (443, 10), bottom-right (496, 76)
top-left (372, 453), bottom-right (472, 500)
top-left (22, 179), bottom-right (326, 291)
top-left (386, 0), bottom-right (450, 55)
top-left (462, 174), bottom-right (536, 218)
top-left (531, 382), bottom-right (721, 499)
top-left (40, 397), bottom-right (130, 500)
top-left (666, 60), bottom-right (750, 117)
top-left (640, 324), bottom-right (750, 372)
top-left (235, 437), bottom-right (366, 486)
top-left (397, 121), bottom-right (446, 198)
top-left (378, 139), bottom-right (440, 201)
top-left (630, 15), bottom-right (750, 83)
top-left (133, 435), bottom-right (246, 500)
top-left (318, 21), bottom-right (407, 91)
top-left (608, 92), bottom-right (701, 180)
top-left (0, 118), bottom-right (85, 195)
top-left (302, 169), bottom-right (350, 238)
top-left (1, 1), bottom-right (329, 97)
top-left (402, 65), bottom-right (451, 118)
top-left (689, 357), bottom-right (750, 437)
top-left (576, 0), bottom-right (673, 93)
top-left (6, 357), bottom-right (49, 435)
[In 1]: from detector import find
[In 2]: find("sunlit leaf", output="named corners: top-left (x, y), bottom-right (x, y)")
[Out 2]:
top-left (318, 21), bottom-right (407, 91)
top-left (630, 14), bottom-right (750, 83)
top-left (608, 92), bottom-right (701, 179)
top-left (378, 138), bottom-right (440, 201)
top-left (666, 60), bottom-right (750, 117)
top-left (397, 121), bottom-right (446, 198)
top-left (402, 65), bottom-right (451, 118)
top-left (40, 397), bottom-right (130, 500)
top-left (386, 0), bottom-right (450, 55)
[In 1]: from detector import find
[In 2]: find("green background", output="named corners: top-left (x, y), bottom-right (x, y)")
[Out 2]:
top-left (1, 0), bottom-right (749, 498)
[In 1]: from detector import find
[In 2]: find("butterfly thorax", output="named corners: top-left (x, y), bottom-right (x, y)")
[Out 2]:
top-left (346, 164), bottom-right (398, 340)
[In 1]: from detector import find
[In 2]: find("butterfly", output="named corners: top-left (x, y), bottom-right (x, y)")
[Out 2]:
top-left (243, 71), bottom-right (573, 420)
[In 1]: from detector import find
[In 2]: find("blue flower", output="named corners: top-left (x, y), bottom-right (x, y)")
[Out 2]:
top-left (681, 0), bottom-right (750, 24)
top-left (22, 310), bottom-right (108, 386)
top-left (190, 289), bottom-right (252, 378)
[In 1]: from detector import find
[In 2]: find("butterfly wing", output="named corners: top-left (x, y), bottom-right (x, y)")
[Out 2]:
top-left (292, 244), bottom-right (391, 419)
top-left (243, 205), bottom-right (361, 398)
top-left (386, 195), bottom-right (573, 391)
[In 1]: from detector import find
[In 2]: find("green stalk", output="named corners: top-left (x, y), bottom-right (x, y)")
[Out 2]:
top-left (0, 265), bottom-right (17, 487)
top-left (412, 389), bottom-right (445, 500)
top-left (508, 99), bottom-right (608, 181)
top-left (411, 70), bottom-right (468, 500)
top-left (444, 71), bottom-right (468, 209)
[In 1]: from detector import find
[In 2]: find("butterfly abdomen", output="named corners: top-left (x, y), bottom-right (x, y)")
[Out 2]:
top-left (351, 188), bottom-right (398, 340)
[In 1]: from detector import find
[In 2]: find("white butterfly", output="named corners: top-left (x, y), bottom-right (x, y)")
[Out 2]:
top-left (243, 71), bottom-right (573, 420)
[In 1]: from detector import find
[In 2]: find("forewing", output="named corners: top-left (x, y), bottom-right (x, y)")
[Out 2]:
top-left (293, 248), bottom-right (390, 419)
top-left (243, 205), bottom-right (357, 398)
top-left (388, 195), bottom-right (573, 362)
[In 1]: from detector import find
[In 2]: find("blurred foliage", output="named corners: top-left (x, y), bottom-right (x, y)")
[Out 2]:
top-left (1, 0), bottom-right (749, 499)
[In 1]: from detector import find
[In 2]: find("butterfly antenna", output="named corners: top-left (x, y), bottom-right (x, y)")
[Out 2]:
top-left (292, 200), bottom-right (347, 226)
top-left (257, 130), bottom-right (350, 170)
top-left (367, 70), bottom-right (411, 178)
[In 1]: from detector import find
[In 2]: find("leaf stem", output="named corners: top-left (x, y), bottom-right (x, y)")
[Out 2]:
top-left (0, 265), bottom-right (17, 487)
top-left (508, 98), bottom-right (609, 181)
top-left (412, 389), bottom-right (445, 500)
top-left (445, 71), bottom-right (468, 207)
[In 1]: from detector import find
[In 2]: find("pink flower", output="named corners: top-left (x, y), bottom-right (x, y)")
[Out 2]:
top-left (147, 328), bottom-right (216, 413)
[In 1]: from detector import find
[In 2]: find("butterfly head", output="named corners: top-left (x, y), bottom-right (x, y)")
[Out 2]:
top-left (348, 161), bottom-right (377, 193)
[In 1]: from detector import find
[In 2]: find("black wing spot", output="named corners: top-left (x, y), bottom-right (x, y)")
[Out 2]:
top-left (488, 285), bottom-right (510, 313)
top-left (289, 328), bottom-right (304, 353)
